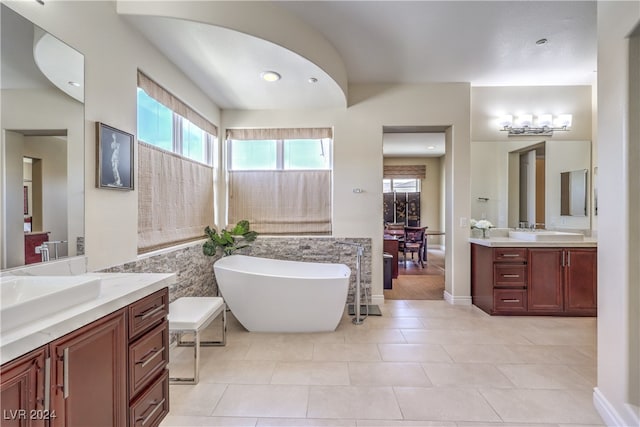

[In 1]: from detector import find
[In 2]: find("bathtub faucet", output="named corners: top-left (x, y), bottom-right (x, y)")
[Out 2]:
top-left (336, 241), bottom-right (366, 325)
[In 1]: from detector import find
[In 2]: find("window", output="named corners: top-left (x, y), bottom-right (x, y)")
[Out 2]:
top-left (229, 138), bottom-right (331, 171)
top-left (136, 88), bottom-right (213, 165)
top-left (383, 178), bottom-right (421, 193)
top-left (226, 128), bottom-right (333, 235)
top-left (136, 71), bottom-right (217, 252)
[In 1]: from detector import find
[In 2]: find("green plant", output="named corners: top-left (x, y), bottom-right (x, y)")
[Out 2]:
top-left (202, 220), bottom-right (258, 256)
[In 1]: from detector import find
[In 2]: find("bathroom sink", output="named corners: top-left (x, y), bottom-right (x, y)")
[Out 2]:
top-left (508, 230), bottom-right (584, 242)
top-left (0, 275), bottom-right (101, 333)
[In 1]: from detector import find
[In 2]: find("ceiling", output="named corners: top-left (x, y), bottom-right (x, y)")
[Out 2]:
top-left (121, 1), bottom-right (596, 158)
top-left (1, 4), bottom-right (84, 102)
top-left (123, 0), bottom-right (597, 111)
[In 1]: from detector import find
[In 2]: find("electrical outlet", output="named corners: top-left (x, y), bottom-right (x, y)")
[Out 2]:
top-left (459, 217), bottom-right (468, 227)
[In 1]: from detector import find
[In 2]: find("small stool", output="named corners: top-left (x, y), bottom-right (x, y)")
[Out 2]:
top-left (168, 297), bottom-right (226, 385)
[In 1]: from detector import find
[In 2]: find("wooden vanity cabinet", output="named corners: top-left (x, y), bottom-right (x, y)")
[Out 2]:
top-left (49, 309), bottom-right (127, 427)
top-left (471, 245), bottom-right (528, 315)
top-left (0, 346), bottom-right (47, 427)
top-left (528, 248), bottom-right (597, 315)
top-left (127, 289), bottom-right (170, 427)
top-left (0, 288), bottom-right (170, 427)
top-left (471, 244), bottom-right (597, 316)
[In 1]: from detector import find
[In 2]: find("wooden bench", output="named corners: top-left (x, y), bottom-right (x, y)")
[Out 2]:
top-left (168, 297), bottom-right (226, 384)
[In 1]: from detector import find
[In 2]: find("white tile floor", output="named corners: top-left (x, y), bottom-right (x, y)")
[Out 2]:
top-left (160, 300), bottom-right (603, 427)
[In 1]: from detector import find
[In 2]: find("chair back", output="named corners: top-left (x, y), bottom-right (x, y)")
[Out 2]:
top-left (404, 226), bottom-right (426, 244)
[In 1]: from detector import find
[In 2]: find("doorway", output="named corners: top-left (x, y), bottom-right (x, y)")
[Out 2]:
top-left (382, 127), bottom-right (446, 300)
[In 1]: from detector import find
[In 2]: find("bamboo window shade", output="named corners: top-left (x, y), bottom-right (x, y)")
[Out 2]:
top-left (137, 70), bottom-right (218, 137)
top-left (138, 142), bottom-right (214, 253)
top-left (226, 128), bottom-right (332, 140)
top-left (383, 165), bottom-right (426, 179)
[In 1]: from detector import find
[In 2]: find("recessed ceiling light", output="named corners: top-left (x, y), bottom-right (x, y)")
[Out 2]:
top-left (68, 81), bottom-right (80, 87)
top-left (260, 71), bottom-right (281, 82)
top-left (428, 145), bottom-right (436, 150)
top-left (308, 77), bottom-right (318, 83)
top-left (535, 38), bottom-right (548, 45)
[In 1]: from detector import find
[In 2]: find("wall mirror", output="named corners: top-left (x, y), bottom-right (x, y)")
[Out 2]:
top-left (470, 139), bottom-right (591, 231)
top-left (560, 169), bottom-right (588, 217)
top-left (1, 4), bottom-right (85, 269)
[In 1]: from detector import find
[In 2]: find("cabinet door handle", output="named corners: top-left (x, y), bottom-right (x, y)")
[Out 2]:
top-left (136, 398), bottom-right (165, 426)
top-left (501, 298), bottom-right (521, 303)
top-left (567, 251), bottom-right (571, 267)
top-left (502, 254), bottom-right (519, 257)
top-left (63, 347), bottom-right (69, 398)
top-left (44, 357), bottom-right (51, 411)
top-left (502, 274), bottom-right (520, 278)
top-left (562, 251), bottom-right (565, 267)
top-left (136, 304), bottom-right (165, 320)
top-left (136, 347), bottom-right (165, 369)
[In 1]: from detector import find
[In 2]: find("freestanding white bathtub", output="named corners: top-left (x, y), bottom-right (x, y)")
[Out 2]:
top-left (213, 255), bottom-right (351, 332)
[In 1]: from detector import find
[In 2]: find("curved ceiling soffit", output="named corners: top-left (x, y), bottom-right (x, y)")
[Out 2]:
top-left (116, 0), bottom-right (348, 107)
top-left (33, 27), bottom-right (84, 103)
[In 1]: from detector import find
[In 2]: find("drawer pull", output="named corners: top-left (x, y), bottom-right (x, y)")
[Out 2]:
top-left (502, 274), bottom-right (520, 278)
top-left (136, 304), bottom-right (165, 320)
top-left (136, 398), bottom-right (165, 426)
top-left (501, 254), bottom-right (520, 258)
top-left (136, 346), bottom-right (165, 369)
top-left (501, 298), bottom-right (521, 303)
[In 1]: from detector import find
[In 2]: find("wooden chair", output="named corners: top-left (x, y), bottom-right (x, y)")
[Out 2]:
top-left (403, 226), bottom-right (426, 267)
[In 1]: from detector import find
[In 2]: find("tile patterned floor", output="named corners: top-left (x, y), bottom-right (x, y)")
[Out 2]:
top-left (160, 300), bottom-right (603, 427)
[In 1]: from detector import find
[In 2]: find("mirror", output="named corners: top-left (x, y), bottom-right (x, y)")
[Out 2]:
top-left (561, 169), bottom-right (588, 217)
top-left (470, 139), bottom-right (591, 231)
top-left (1, 4), bottom-right (85, 269)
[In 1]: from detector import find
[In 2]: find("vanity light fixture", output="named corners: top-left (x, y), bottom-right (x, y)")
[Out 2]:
top-left (260, 71), bottom-right (281, 82)
top-left (499, 113), bottom-right (572, 136)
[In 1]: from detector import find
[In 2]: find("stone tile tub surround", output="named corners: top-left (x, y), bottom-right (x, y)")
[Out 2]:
top-left (100, 237), bottom-right (372, 304)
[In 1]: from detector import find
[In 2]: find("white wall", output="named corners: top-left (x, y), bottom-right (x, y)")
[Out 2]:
top-left (594, 2), bottom-right (640, 426)
top-left (223, 82), bottom-right (472, 304)
top-left (3, 1), bottom-right (222, 271)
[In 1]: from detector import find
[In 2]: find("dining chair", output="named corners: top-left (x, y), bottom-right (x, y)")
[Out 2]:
top-left (403, 226), bottom-right (426, 267)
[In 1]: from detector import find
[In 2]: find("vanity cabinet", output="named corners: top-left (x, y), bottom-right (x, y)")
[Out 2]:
top-left (127, 289), bottom-right (169, 427)
top-left (49, 310), bottom-right (127, 427)
top-left (471, 244), bottom-right (597, 316)
top-left (471, 245), bottom-right (528, 315)
top-left (0, 346), bottom-right (47, 427)
top-left (0, 288), bottom-right (170, 427)
top-left (528, 248), bottom-right (597, 315)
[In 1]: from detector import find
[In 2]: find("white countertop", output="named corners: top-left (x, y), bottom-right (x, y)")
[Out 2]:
top-left (0, 272), bottom-right (175, 365)
top-left (469, 237), bottom-right (598, 248)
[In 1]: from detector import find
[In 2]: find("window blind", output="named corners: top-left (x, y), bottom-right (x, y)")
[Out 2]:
top-left (228, 170), bottom-right (331, 235)
top-left (138, 142), bottom-right (214, 252)
top-left (137, 70), bottom-right (218, 137)
top-left (226, 127), bottom-right (332, 140)
top-left (383, 165), bottom-right (426, 179)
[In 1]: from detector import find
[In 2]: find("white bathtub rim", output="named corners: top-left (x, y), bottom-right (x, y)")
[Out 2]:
top-left (214, 254), bottom-right (351, 279)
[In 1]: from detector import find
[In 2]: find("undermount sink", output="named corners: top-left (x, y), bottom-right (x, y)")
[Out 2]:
top-left (508, 230), bottom-right (585, 242)
top-left (0, 275), bottom-right (101, 333)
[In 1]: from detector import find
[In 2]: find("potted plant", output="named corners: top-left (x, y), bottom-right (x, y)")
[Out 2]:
top-left (202, 220), bottom-right (258, 256)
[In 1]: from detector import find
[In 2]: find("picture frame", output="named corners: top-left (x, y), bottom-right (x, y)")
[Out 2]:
top-left (96, 122), bottom-right (134, 190)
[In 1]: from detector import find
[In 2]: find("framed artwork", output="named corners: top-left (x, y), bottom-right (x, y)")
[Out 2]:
top-left (96, 122), bottom-right (134, 190)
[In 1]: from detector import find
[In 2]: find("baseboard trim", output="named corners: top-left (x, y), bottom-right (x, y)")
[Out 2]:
top-left (593, 387), bottom-right (637, 427)
top-left (443, 291), bottom-right (472, 305)
top-left (371, 294), bottom-right (385, 306)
